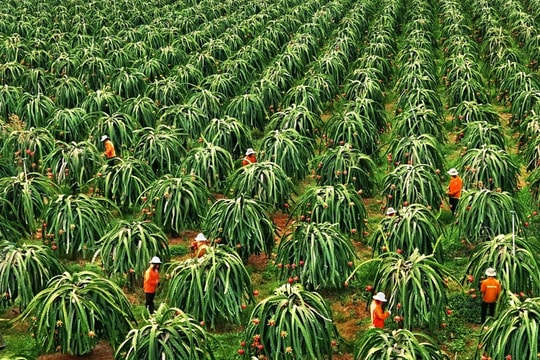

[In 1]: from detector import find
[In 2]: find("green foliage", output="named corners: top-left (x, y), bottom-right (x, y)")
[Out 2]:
top-left (291, 184), bottom-right (367, 238)
top-left (42, 194), bottom-right (117, 259)
top-left (268, 104), bottom-right (323, 138)
top-left (275, 222), bottom-right (356, 290)
top-left (202, 196), bottom-right (276, 260)
top-left (225, 93), bottom-right (268, 131)
top-left (370, 204), bottom-right (444, 261)
top-left (458, 145), bottom-right (520, 193)
top-left (387, 134), bottom-right (445, 170)
top-left (6, 127), bottom-right (56, 172)
top-left (46, 108), bottom-right (91, 143)
top-left (528, 167), bottom-right (540, 208)
top-left (225, 161), bottom-right (295, 212)
top-left (92, 157), bottom-right (156, 211)
top-left (0, 241), bottom-right (65, 309)
top-left (459, 121), bottom-right (506, 150)
top-left (90, 112), bottom-right (140, 157)
top-left (477, 294), bottom-right (540, 360)
top-left (355, 328), bottom-right (450, 360)
top-left (141, 174), bottom-right (212, 234)
top-left (115, 304), bottom-right (216, 360)
top-left (17, 271), bottom-right (135, 355)
top-left (133, 125), bottom-right (186, 176)
top-left (166, 246), bottom-right (254, 328)
top-left (42, 141), bottom-right (103, 193)
top-left (259, 129), bottom-right (314, 181)
top-left (158, 104), bottom-right (209, 139)
top-left (382, 164), bottom-right (445, 211)
top-left (240, 283), bottom-right (340, 360)
top-left (202, 116), bottom-right (253, 159)
top-left (0, 172), bottom-right (59, 234)
top-left (463, 234), bottom-right (540, 298)
top-left (457, 189), bottom-right (526, 243)
top-left (94, 220), bottom-right (170, 282)
top-left (312, 144), bottom-right (376, 196)
top-left (353, 250), bottom-right (454, 330)
top-left (324, 111), bottom-right (379, 156)
top-left (181, 142), bottom-right (234, 192)
top-left (394, 104), bottom-right (445, 140)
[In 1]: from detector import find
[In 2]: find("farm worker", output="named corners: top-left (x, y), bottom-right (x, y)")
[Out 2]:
top-left (370, 292), bottom-right (391, 328)
top-left (144, 256), bottom-right (161, 314)
top-left (446, 168), bottom-right (463, 215)
top-left (480, 267), bottom-right (501, 323)
top-left (190, 232), bottom-right (209, 258)
top-left (242, 148), bottom-right (257, 166)
top-left (101, 135), bottom-right (117, 166)
top-left (386, 207), bottom-right (397, 217)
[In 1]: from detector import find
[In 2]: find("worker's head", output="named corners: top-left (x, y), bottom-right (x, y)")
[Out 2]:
top-left (447, 168), bottom-right (459, 177)
top-left (386, 207), bottom-right (397, 217)
top-left (372, 292), bottom-right (387, 304)
top-left (149, 256), bottom-right (162, 269)
top-left (100, 135), bottom-right (109, 142)
top-left (245, 148), bottom-right (256, 156)
top-left (485, 268), bottom-right (496, 277)
top-left (195, 232), bottom-right (207, 242)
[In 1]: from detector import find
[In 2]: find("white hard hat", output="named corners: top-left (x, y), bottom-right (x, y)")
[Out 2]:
top-left (100, 135), bottom-right (109, 142)
top-left (485, 268), bottom-right (496, 277)
top-left (447, 168), bottom-right (459, 176)
top-left (245, 148), bottom-right (256, 155)
top-left (195, 233), bottom-right (207, 241)
top-left (149, 256), bottom-right (162, 264)
top-left (372, 292), bottom-right (387, 302)
top-left (386, 207), bottom-right (396, 215)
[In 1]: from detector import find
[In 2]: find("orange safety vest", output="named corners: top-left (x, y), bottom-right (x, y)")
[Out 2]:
top-left (448, 176), bottom-right (463, 198)
top-left (143, 266), bottom-right (159, 293)
top-left (104, 140), bottom-right (116, 159)
top-left (242, 154), bottom-right (257, 166)
top-left (371, 301), bottom-right (390, 329)
top-left (481, 277), bottom-right (501, 303)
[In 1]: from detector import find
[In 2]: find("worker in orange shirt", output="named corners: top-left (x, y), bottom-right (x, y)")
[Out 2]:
top-left (190, 232), bottom-right (209, 258)
top-left (447, 168), bottom-right (463, 215)
top-left (480, 267), bottom-right (501, 323)
top-left (242, 148), bottom-right (257, 166)
top-left (370, 292), bottom-right (391, 328)
top-left (101, 135), bottom-right (117, 166)
top-left (143, 256), bottom-right (161, 314)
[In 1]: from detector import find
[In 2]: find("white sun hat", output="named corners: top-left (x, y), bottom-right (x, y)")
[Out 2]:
top-left (149, 256), bottom-right (162, 264)
top-left (372, 292), bottom-right (387, 302)
top-left (485, 268), bottom-right (497, 277)
top-left (447, 168), bottom-right (459, 176)
top-left (195, 233), bottom-right (207, 241)
top-left (386, 207), bottom-right (397, 215)
top-left (245, 148), bottom-right (256, 155)
top-left (100, 135), bottom-right (109, 142)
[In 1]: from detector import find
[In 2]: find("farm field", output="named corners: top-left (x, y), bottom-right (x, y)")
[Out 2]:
top-left (1, 0), bottom-right (540, 359)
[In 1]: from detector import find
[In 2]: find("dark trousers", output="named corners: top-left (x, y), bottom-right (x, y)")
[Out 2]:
top-left (449, 197), bottom-right (459, 215)
top-left (481, 301), bottom-right (496, 323)
top-left (107, 157), bottom-right (116, 167)
top-left (145, 292), bottom-right (156, 314)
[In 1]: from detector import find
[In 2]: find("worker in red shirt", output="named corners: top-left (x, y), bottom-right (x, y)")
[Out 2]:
top-left (480, 267), bottom-right (501, 323)
top-left (101, 135), bottom-right (117, 166)
top-left (242, 148), bottom-right (257, 166)
top-left (370, 292), bottom-right (390, 328)
top-left (447, 168), bottom-right (463, 215)
top-left (143, 256), bottom-right (161, 314)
